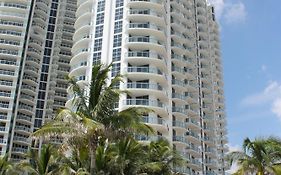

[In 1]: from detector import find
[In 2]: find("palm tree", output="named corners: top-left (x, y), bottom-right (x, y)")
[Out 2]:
top-left (0, 154), bottom-right (15, 175)
top-left (18, 144), bottom-right (59, 175)
top-left (139, 139), bottom-right (185, 175)
top-left (227, 137), bottom-right (281, 175)
top-left (34, 64), bottom-right (153, 174)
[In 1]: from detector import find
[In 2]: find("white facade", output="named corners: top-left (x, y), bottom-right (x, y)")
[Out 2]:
top-left (0, 0), bottom-right (76, 160)
top-left (68, 0), bottom-right (228, 174)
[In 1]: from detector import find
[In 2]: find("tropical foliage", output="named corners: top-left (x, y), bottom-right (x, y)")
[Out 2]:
top-left (0, 64), bottom-right (184, 175)
top-left (227, 137), bottom-right (281, 175)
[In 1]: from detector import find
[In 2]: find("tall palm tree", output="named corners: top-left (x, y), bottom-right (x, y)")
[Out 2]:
top-left (34, 64), bottom-right (153, 174)
top-left (139, 139), bottom-right (185, 175)
top-left (18, 144), bottom-right (59, 175)
top-left (0, 154), bottom-right (15, 175)
top-left (227, 137), bottom-right (281, 175)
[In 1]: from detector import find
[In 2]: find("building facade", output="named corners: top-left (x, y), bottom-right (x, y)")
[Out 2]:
top-left (0, 0), bottom-right (76, 160)
top-left (67, 0), bottom-right (228, 174)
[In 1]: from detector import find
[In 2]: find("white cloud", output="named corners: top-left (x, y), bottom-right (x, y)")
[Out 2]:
top-left (224, 2), bottom-right (247, 24)
top-left (261, 65), bottom-right (267, 72)
top-left (226, 144), bottom-right (242, 174)
top-left (208, 0), bottom-right (225, 19)
top-left (208, 0), bottom-right (247, 24)
top-left (271, 98), bottom-right (281, 120)
top-left (241, 81), bottom-right (281, 121)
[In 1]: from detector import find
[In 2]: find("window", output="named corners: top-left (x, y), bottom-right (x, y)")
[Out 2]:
top-left (39, 82), bottom-right (47, 90)
top-left (112, 48), bottom-right (121, 61)
top-left (97, 0), bottom-right (105, 12)
top-left (50, 10), bottom-right (57, 17)
top-left (34, 119), bottom-right (42, 128)
top-left (93, 52), bottom-right (101, 65)
top-left (116, 0), bottom-right (124, 7)
top-left (96, 13), bottom-right (104, 25)
top-left (47, 33), bottom-right (53, 39)
top-left (47, 25), bottom-right (55, 32)
top-left (95, 25), bottom-right (104, 38)
top-left (45, 40), bottom-right (52, 48)
top-left (41, 65), bottom-right (49, 73)
top-left (40, 74), bottom-right (48, 81)
top-left (114, 21), bottom-right (122, 34)
top-left (36, 100), bottom-right (44, 109)
top-left (49, 17), bottom-right (56, 24)
top-left (94, 39), bottom-right (103, 51)
top-left (38, 91), bottom-right (46, 99)
top-left (35, 110), bottom-right (43, 118)
top-left (43, 56), bottom-right (50, 64)
top-left (115, 8), bottom-right (123, 20)
top-left (113, 34), bottom-right (122, 47)
top-left (111, 63), bottom-right (120, 77)
top-left (44, 48), bottom-right (52, 56)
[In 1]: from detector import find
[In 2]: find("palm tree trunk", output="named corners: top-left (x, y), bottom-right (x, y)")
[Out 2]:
top-left (90, 146), bottom-right (96, 175)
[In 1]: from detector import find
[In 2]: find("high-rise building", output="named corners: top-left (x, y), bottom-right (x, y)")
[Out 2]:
top-left (0, 0), bottom-right (76, 160)
top-left (67, 0), bottom-right (228, 174)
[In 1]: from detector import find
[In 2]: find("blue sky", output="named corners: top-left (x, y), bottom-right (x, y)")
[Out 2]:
top-left (209, 0), bottom-right (281, 149)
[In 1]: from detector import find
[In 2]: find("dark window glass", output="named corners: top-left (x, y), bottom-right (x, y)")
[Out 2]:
top-left (51, 3), bottom-right (58, 9)
top-left (49, 17), bottom-right (56, 24)
top-left (35, 110), bottom-right (43, 118)
top-left (50, 10), bottom-right (57, 17)
top-left (40, 74), bottom-right (48, 81)
top-left (41, 65), bottom-right (49, 73)
top-left (38, 91), bottom-right (46, 99)
top-left (36, 100), bottom-right (44, 109)
top-left (47, 25), bottom-right (55, 32)
top-left (39, 82), bottom-right (47, 90)
top-left (44, 48), bottom-right (52, 56)
top-left (47, 33), bottom-right (54, 39)
top-left (34, 119), bottom-right (42, 128)
top-left (45, 40), bottom-right (52, 48)
top-left (43, 56), bottom-right (50, 64)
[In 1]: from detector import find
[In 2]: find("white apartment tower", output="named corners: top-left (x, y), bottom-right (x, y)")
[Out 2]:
top-left (68, 0), bottom-right (228, 174)
top-left (0, 0), bottom-right (76, 160)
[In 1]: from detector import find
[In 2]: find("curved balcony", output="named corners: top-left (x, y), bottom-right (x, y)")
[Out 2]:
top-left (125, 66), bottom-right (167, 84)
top-left (22, 75), bottom-right (38, 86)
top-left (173, 135), bottom-right (188, 147)
top-left (171, 53), bottom-right (194, 67)
top-left (19, 94), bottom-right (35, 106)
top-left (14, 125), bottom-right (31, 135)
top-left (128, 9), bottom-right (166, 27)
top-left (125, 82), bottom-right (167, 99)
top-left (76, 0), bottom-right (94, 18)
top-left (172, 93), bottom-right (186, 104)
top-left (18, 103), bottom-right (34, 115)
top-left (171, 79), bottom-right (185, 91)
top-left (135, 135), bottom-right (166, 142)
top-left (188, 158), bottom-right (202, 170)
top-left (172, 106), bottom-right (187, 118)
top-left (172, 120), bottom-right (186, 131)
top-left (126, 36), bottom-right (166, 54)
top-left (21, 84), bottom-right (36, 96)
top-left (16, 113), bottom-right (32, 125)
top-left (125, 51), bottom-right (167, 70)
top-left (203, 136), bottom-right (216, 146)
top-left (172, 66), bottom-right (194, 80)
top-left (75, 11), bottom-right (93, 31)
top-left (142, 116), bottom-right (167, 132)
top-left (71, 48), bottom-right (90, 64)
top-left (186, 119), bottom-right (200, 130)
top-left (123, 99), bottom-right (168, 116)
top-left (127, 23), bottom-right (165, 40)
top-left (186, 131), bottom-right (201, 144)
top-left (13, 136), bottom-right (31, 145)
top-left (186, 144), bottom-right (201, 157)
top-left (128, 0), bottom-right (164, 11)
top-left (72, 35), bottom-right (91, 53)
